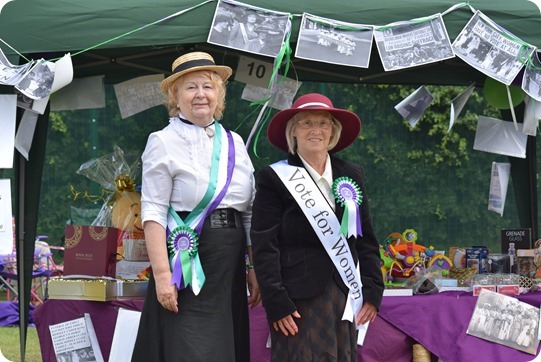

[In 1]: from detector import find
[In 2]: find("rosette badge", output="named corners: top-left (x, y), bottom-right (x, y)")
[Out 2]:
top-left (167, 225), bottom-right (205, 292)
top-left (332, 177), bottom-right (363, 238)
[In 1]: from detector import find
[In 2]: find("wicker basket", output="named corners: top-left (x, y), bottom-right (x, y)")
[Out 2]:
top-left (412, 343), bottom-right (431, 362)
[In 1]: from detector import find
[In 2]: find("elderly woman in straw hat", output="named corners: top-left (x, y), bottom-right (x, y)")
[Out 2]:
top-left (132, 51), bottom-right (260, 362)
top-left (251, 93), bottom-right (384, 361)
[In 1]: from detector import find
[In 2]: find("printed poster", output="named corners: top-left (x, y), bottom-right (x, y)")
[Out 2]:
top-left (0, 179), bottom-right (13, 255)
top-left (374, 14), bottom-right (454, 71)
top-left (452, 11), bottom-right (535, 85)
top-left (296, 13), bottom-right (373, 68)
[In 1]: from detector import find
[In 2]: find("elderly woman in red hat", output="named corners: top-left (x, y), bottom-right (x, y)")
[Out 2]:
top-left (132, 51), bottom-right (260, 362)
top-left (251, 93), bottom-right (384, 361)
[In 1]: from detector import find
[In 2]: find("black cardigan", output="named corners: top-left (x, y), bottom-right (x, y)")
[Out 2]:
top-left (251, 153), bottom-right (384, 323)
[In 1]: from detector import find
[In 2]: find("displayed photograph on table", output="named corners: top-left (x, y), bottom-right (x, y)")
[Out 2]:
top-left (49, 314), bottom-right (103, 362)
top-left (295, 13), bottom-right (373, 68)
top-left (374, 13), bottom-right (454, 71)
top-left (452, 11), bottom-right (535, 86)
top-left (467, 289), bottom-right (540, 355)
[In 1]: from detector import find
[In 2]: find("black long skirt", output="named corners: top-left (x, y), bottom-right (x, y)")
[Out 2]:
top-left (132, 222), bottom-right (249, 362)
top-left (270, 278), bottom-right (357, 362)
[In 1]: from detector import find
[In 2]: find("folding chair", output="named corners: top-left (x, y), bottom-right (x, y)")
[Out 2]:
top-left (0, 236), bottom-right (63, 306)
top-left (0, 253), bottom-right (18, 297)
top-left (34, 235), bottom-right (64, 299)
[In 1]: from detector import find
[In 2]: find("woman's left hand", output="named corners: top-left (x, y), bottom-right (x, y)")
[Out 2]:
top-left (356, 302), bottom-right (377, 326)
top-left (246, 269), bottom-right (261, 307)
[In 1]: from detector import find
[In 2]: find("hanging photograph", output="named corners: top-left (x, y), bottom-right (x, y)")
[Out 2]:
top-left (452, 11), bottom-right (535, 86)
top-left (473, 116), bottom-right (528, 159)
top-left (374, 13), bottom-right (454, 72)
top-left (208, 0), bottom-right (290, 58)
top-left (0, 48), bottom-right (35, 86)
top-left (394, 85), bottom-right (434, 128)
top-left (295, 13), bottom-right (373, 68)
top-left (241, 75), bottom-right (301, 110)
top-left (14, 59), bottom-right (55, 100)
top-left (522, 52), bottom-right (541, 102)
top-left (467, 289), bottom-right (540, 355)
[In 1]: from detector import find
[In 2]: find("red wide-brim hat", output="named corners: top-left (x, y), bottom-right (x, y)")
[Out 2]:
top-left (267, 93), bottom-right (362, 153)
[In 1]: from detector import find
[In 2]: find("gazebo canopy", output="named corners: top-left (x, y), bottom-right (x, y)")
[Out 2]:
top-left (1, 1), bottom-right (540, 360)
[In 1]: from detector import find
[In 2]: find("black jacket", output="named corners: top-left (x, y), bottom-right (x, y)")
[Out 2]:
top-left (251, 153), bottom-right (384, 323)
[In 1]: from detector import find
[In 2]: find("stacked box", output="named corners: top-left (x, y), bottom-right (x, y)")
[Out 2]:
top-left (48, 277), bottom-right (147, 301)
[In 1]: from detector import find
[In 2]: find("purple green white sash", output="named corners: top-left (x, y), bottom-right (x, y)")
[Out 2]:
top-left (166, 121), bottom-right (236, 294)
top-left (270, 160), bottom-right (364, 328)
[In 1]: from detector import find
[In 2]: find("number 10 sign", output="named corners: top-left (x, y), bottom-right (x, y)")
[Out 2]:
top-left (234, 56), bottom-right (273, 88)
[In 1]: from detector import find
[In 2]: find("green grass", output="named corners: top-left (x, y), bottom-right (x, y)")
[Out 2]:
top-left (0, 288), bottom-right (43, 362)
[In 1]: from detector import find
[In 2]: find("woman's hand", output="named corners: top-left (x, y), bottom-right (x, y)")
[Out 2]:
top-left (356, 301), bottom-right (377, 326)
top-left (247, 269), bottom-right (261, 307)
top-left (154, 270), bottom-right (178, 314)
top-left (273, 311), bottom-right (301, 336)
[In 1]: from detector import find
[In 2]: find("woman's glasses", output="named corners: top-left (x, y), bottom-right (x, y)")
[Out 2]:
top-left (297, 119), bottom-right (334, 129)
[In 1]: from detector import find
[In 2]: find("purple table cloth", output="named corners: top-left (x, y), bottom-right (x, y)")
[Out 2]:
top-left (33, 299), bottom-right (413, 362)
top-left (0, 301), bottom-right (34, 326)
top-left (378, 291), bottom-right (541, 362)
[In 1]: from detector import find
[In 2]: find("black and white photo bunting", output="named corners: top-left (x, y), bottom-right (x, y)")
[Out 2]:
top-left (522, 53), bottom-right (541, 102)
top-left (208, 0), bottom-right (290, 58)
top-left (452, 11), bottom-right (536, 86)
top-left (374, 14), bottom-right (454, 72)
top-left (295, 13), bottom-right (373, 68)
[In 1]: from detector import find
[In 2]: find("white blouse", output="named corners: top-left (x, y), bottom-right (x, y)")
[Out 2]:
top-left (299, 153), bottom-right (336, 210)
top-left (141, 117), bottom-right (255, 244)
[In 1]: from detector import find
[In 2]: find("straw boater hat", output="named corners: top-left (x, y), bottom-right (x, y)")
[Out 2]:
top-left (160, 52), bottom-right (233, 93)
top-left (267, 93), bottom-right (362, 153)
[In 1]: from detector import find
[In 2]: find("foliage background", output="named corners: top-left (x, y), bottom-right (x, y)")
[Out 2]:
top-left (29, 81), bottom-right (528, 255)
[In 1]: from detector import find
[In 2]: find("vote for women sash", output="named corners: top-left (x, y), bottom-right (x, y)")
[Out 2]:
top-left (270, 160), bottom-right (364, 327)
top-left (166, 122), bottom-right (235, 294)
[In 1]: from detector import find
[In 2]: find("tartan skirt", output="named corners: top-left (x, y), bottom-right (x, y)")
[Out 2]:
top-left (270, 278), bottom-right (358, 362)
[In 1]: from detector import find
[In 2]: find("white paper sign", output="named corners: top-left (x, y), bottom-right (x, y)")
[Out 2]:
top-left (241, 75), bottom-right (301, 110)
top-left (394, 85), bottom-right (434, 128)
top-left (523, 96), bottom-right (541, 136)
top-left (50, 53), bottom-right (74, 94)
top-left (473, 116), bottom-right (528, 158)
top-left (49, 313), bottom-right (104, 362)
top-left (234, 56), bottom-right (273, 88)
top-left (108, 308), bottom-right (142, 362)
top-left (113, 74), bottom-right (165, 119)
top-left (14, 109), bottom-right (39, 160)
top-left (0, 179), bottom-right (13, 255)
top-left (50, 75), bottom-right (105, 111)
top-left (488, 162), bottom-right (511, 216)
top-left (449, 83), bottom-right (475, 132)
top-left (0, 94), bottom-right (17, 168)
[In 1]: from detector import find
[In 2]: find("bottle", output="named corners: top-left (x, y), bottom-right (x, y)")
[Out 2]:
top-left (508, 242), bottom-right (517, 274)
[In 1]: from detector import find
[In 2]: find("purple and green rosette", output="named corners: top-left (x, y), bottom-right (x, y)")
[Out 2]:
top-left (332, 176), bottom-right (363, 238)
top-left (167, 225), bottom-right (203, 290)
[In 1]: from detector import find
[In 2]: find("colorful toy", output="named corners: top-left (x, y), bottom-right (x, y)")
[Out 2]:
top-left (380, 228), bottom-right (453, 283)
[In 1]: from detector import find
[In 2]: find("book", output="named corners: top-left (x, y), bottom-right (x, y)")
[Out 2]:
top-left (49, 313), bottom-right (104, 362)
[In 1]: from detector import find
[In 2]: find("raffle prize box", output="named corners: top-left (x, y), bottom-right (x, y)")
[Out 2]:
top-left (64, 225), bottom-right (119, 277)
top-left (517, 249), bottom-right (538, 278)
top-left (48, 277), bottom-right (148, 301)
top-left (119, 230), bottom-right (148, 261)
top-left (465, 246), bottom-right (489, 274)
